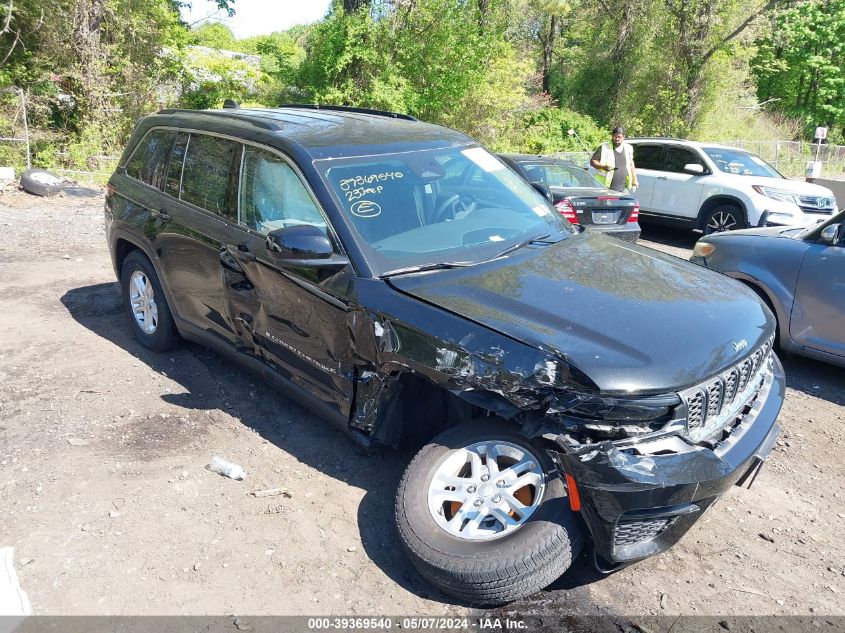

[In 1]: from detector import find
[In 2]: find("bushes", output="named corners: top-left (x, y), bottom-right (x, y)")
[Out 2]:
top-left (516, 108), bottom-right (607, 154)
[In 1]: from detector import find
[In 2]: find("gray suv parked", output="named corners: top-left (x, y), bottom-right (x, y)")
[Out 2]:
top-left (106, 105), bottom-right (784, 605)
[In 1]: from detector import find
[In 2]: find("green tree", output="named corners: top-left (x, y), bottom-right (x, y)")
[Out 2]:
top-left (188, 22), bottom-right (237, 49)
top-left (753, 0), bottom-right (845, 139)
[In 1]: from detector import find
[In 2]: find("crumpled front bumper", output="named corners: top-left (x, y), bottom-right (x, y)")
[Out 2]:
top-left (555, 355), bottom-right (785, 566)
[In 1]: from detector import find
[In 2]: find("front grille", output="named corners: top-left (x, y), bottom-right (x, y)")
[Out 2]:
top-left (687, 391), bottom-right (704, 430)
top-left (680, 338), bottom-right (773, 441)
top-left (798, 195), bottom-right (835, 214)
top-left (614, 518), bottom-right (670, 546)
top-left (706, 381), bottom-right (723, 418)
top-left (723, 368), bottom-right (739, 404)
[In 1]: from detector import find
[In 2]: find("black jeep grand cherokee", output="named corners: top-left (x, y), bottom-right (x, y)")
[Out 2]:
top-left (106, 105), bottom-right (783, 605)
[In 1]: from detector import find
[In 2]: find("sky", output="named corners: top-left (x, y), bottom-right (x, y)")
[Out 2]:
top-left (180, 0), bottom-right (333, 39)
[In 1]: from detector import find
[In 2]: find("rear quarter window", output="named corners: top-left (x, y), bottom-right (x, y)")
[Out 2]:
top-left (632, 144), bottom-right (667, 171)
top-left (125, 129), bottom-right (176, 189)
top-left (179, 134), bottom-right (240, 220)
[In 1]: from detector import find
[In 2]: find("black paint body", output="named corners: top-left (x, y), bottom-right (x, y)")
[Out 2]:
top-left (106, 107), bottom-right (783, 565)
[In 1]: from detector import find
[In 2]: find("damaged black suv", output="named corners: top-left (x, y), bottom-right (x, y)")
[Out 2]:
top-left (106, 105), bottom-right (784, 605)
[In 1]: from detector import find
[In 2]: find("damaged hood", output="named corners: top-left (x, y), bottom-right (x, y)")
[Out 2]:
top-left (388, 231), bottom-right (774, 393)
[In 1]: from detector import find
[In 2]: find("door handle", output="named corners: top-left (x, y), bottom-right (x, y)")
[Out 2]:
top-left (656, 176), bottom-right (667, 181)
top-left (151, 208), bottom-right (171, 222)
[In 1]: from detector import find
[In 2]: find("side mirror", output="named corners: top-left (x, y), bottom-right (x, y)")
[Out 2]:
top-left (531, 181), bottom-right (554, 203)
top-left (266, 225), bottom-right (349, 268)
top-left (820, 223), bottom-right (841, 245)
top-left (684, 163), bottom-right (705, 175)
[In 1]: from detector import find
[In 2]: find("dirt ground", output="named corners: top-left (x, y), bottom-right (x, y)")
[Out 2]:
top-left (1, 189), bottom-right (843, 617)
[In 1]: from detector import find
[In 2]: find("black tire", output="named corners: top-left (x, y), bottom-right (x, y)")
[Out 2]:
top-left (20, 168), bottom-right (64, 197)
top-left (395, 419), bottom-right (584, 606)
top-left (120, 250), bottom-right (180, 352)
top-left (703, 204), bottom-right (747, 234)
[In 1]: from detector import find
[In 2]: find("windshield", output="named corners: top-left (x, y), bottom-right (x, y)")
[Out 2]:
top-left (518, 161), bottom-right (602, 188)
top-left (702, 147), bottom-right (784, 178)
top-left (318, 146), bottom-right (572, 274)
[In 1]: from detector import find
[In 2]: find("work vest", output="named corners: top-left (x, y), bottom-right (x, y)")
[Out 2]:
top-left (598, 142), bottom-right (635, 189)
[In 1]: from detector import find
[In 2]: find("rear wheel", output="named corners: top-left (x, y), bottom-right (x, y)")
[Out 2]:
top-left (703, 205), bottom-right (747, 234)
top-left (395, 419), bottom-right (584, 605)
top-left (120, 250), bottom-right (180, 352)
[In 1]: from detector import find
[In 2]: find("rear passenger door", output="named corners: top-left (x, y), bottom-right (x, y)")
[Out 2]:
top-left (219, 144), bottom-right (355, 421)
top-left (115, 127), bottom-right (177, 244)
top-left (153, 132), bottom-right (245, 346)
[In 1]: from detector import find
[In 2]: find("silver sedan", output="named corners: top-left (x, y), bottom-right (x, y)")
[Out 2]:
top-left (690, 210), bottom-right (845, 367)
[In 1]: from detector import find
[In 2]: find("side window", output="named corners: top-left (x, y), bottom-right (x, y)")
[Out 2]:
top-left (632, 144), bottom-right (667, 171)
top-left (180, 133), bottom-right (240, 220)
top-left (521, 164), bottom-right (547, 183)
top-left (664, 147), bottom-right (705, 173)
top-left (164, 132), bottom-right (189, 199)
top-left (125, 129), bottom-right (175, 189)
top-left (239, 146), bottom-right (327, 236)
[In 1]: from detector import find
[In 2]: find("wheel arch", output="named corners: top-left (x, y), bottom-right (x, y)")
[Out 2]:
top-left (111, 230), bottom-right (181, 322)
top-left (362, 362), bottom-right (562, 452)
top-left (696, 195), bottom-right (749, 230)
top-left (114, 236), bottom-right (140, 276)
top-left (729, 273), bottom-right (790, 349)
top-left (366, 371), bottom-right (521, 450)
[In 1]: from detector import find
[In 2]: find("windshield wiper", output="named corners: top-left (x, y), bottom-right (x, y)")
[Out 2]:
top-left (379, 261), bottom-right (475, 278)
top-left (487, 233), bottom-right (555, 261)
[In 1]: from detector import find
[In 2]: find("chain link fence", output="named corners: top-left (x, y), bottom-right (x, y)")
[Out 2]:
top-left (720, 140), bottom-right (845, 178)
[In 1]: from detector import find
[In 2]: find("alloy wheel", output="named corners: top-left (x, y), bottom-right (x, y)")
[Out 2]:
top-left (129, 270), bottom-right (159, 335)
top-left (427, 440), bottom-right (545, 541)
top-left (706, 210), bottom-right (738, 233)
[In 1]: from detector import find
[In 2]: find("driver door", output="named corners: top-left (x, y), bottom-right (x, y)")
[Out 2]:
top-left (789, 220), bottom-right (845, 360)
top-left (220, 144), bottom-right (356, 421)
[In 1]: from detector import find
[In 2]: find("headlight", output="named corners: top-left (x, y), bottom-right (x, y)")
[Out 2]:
top-left (551, 392), bottom-right (681, 440)
top-left (752, 185), bottom-right (800, 205)
top-left (693, 241), bottom-right (716, 257)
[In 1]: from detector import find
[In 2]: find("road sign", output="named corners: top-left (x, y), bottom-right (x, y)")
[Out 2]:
top-left (814, 126), bottom-right (828, 140)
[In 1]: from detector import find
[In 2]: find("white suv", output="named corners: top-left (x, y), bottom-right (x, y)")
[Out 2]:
top-left (628, 138), bottom-right (839, 233)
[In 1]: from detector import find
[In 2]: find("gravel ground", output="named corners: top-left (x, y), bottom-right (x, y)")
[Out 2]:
top-left (1, 190), bottom-right (843, 617)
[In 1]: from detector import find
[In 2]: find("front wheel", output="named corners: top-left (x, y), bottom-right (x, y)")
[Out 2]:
top-left (703, 205), bottom-right (747, 234)
top-left (395, 419), bottom-right (584, 605)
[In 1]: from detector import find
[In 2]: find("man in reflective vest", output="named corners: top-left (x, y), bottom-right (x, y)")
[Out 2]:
top-left (590, 126), bottom-right (639, 194)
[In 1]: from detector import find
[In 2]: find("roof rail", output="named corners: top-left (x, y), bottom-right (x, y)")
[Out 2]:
top-left (276, 104), bottom-right (418, 121)
top-left (628, 136), bottom-right (688, 141)
top-left (154, 108), bottom-right (282, 131)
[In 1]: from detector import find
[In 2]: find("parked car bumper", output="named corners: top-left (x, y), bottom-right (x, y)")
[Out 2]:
top-left (557, 355), bottom-right (784, 566)
top-left (586, 223), bottom-right (641, 242)
top-left (749, 195), bottom-right (835, 228)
